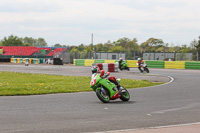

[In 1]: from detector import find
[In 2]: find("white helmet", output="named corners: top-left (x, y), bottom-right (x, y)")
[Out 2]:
top-left (138, 58), bottom-right (141, 61)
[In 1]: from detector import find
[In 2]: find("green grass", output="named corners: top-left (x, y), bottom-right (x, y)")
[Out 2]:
top-left (0, 72), bottom-right (164, 96)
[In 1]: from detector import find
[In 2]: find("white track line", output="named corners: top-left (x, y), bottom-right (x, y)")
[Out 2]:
top-left (92, 122), bottom-right (200, 133)
top-left (134, 75), bottom-right (174, 90)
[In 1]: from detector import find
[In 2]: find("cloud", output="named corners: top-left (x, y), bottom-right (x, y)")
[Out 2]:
top-left (0, 0), bottom-right (200, 46)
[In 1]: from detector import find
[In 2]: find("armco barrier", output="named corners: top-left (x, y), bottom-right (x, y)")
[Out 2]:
top-left (84, 59), bottom-right (94, 66)
top-left (165, 61), bottom-right (185, 69)
top-left (145, 61), bottom-right (165, 68)
top-left (185, 62), bottom-right (200, 70)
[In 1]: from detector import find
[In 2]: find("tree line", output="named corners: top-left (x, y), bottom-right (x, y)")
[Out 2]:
top-left (1, 34), bottom-right (200, 58)
top-left (70, 37), bottom-right (200, 60)
top-left (0, 35), bottom-right (48, 47)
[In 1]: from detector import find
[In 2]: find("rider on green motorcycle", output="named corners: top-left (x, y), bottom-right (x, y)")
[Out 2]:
top-left (92, 66), bottom-right (124, 92)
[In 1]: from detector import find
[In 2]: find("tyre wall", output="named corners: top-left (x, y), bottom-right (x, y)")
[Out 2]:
top-left (74, 59), bottom-right (200, 70)
top-left (185, 62), bottom-right (200, 70)
top-left (95, 63), bottom-right (119, 72)
top-left (10, 58), bottom-right (53, 65)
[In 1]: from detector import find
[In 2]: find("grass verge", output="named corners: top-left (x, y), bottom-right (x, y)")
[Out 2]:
top-left (0, 72), bottom-right (164, 96)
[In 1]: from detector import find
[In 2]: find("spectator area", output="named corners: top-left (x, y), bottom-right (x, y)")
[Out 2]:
top-left (0, 46), bottom-right (66, 56)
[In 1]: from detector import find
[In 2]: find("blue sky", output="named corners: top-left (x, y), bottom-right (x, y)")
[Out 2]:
top-left (0, 0), bottom-right (199, 46)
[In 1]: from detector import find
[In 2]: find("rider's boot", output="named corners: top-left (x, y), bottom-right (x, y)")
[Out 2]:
top-left (117, 84), bottom-right (126, 93)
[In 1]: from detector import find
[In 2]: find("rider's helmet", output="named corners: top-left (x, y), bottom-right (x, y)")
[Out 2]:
top-left (119, 58), bottom-right (123, 61)
top-left (138, 58), bottom-right (141, 61)
top-left (92, 65), bottom-right (100, 74)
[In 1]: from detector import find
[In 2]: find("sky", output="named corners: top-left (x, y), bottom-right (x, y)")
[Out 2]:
top-left (0, 0), bottom-right (200, 46)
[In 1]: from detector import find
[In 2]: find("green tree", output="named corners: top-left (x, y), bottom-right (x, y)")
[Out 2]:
top-left (22, 37), bottom-right (37, 46)
top-left (1, 35), bottom-right (23, 46)
top-left (180, 45), bottom-right (190, 52)
top-left (125, 38), bottom-right (139, 50)
top-left (53, 44), bottom-right (62, 47)
top-left (108, 46), bottom-right (125, 52)
top-left (36, 38), bottom-right (47, 46)
top-left (194, 39), bottom-right (200, 51)
top-left (190, 39), bottom-right (198, 50)
top-left (140, 42), bottom-right (149, 52)
top-left (77, 44), bottom-right (85, 51)
top-left (141, 38), bottom-right (164, 52)
top-left (103, 40), bottom-right (114, 52)
top-left (114, 37), bottom-right (131, 48)
top-left (94, 43), bottom-right (104, 52)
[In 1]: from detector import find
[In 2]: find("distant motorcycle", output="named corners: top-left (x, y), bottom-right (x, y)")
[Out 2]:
top-left (137, 62), bottom-right (149, 73)
top-left (119, 61), bottom-right (130, 71)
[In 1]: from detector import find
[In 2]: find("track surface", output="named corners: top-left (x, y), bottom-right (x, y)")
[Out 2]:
top-left (0, 64), bottom-right (200, 133)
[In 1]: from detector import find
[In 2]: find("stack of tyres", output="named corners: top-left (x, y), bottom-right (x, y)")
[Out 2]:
top-left (114, 63), bottom-right (119, 72)
top-left (53, 58), bottom-right (63, 65)
top-left (108, 63), bottom-right (115, 72)
top-left (20, 58), bottom-right (23, 63)
top-left (13, 58), bottom-right (17, 63)
top-left (96, 63), bottom-right (103, 70)
top-left (29, 58), bottom-right (33, 64)
top-left (17, 58), bottom-right (20, 63)
top-left (96, 63), bottom-right (118, 72)
top-left (102, 63), bottom-right (108, 72)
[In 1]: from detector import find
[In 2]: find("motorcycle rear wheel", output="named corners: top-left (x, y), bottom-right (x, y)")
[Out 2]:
top-left (119, 87), bottom-right (130, 101)
top-left (127, 67), bottom-right (130, 71)
top-left (96, 89), bottom-right (110, 103)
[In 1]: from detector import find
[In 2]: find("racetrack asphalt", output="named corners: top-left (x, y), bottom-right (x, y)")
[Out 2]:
top-left (0, 63), bottom-right (200, 133)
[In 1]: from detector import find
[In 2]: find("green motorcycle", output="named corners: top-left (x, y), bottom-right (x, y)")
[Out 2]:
top-left (119, 61), bottom-right (130, 71)
top-left (90, 74), bottom-right (130, 103)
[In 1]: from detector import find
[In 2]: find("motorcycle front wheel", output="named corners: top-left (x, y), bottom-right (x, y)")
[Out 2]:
top-left (144, 67), bottom-right (149, 73)
top-left (119, 87), bottom-right (130, 101)
top-left (96, 89), bottom-right (110, 103)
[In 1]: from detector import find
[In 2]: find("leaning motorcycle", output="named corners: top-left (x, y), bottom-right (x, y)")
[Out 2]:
top-left (90, 74), bottom-right (130, 103)
top-left (137, 62), bottom-right (150, 73)
top-left (119, 61), bottom-right (130, 71)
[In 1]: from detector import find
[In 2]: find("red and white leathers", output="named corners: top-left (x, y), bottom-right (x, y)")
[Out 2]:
top-left (137, 60), bottom-right (144, 73)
